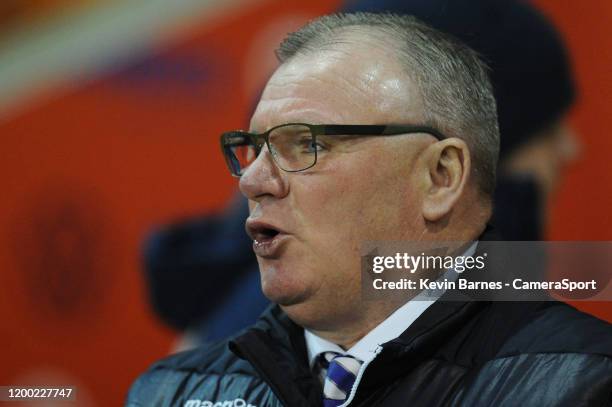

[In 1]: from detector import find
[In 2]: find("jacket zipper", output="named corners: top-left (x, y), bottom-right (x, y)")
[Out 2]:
top-left (339, 345), bottom-right (384, 407)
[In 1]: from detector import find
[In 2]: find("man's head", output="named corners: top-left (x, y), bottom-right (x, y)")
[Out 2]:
top-left (231, 13), bottom-right (499, 339)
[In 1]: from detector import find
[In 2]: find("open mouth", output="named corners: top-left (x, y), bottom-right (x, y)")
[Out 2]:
top-left (253, 226), bottom-right (280, 243)
top-left (246, 220), bottom-right (287, 258)
top-left (246, 220), bottom-right (284, 243)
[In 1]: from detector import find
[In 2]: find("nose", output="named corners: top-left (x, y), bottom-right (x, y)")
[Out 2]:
top-left (239, 145), bottom-right (289, 202)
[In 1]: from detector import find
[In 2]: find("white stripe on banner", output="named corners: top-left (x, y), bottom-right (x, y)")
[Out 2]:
top-left (0, 0), bottom-right (253, 120)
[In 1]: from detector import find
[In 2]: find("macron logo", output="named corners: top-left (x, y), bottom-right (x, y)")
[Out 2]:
top-left (184, 399), bottom-right (256, 407)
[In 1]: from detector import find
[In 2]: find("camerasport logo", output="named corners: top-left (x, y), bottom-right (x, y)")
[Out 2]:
top-left (11, 184), bottom-right (113, 325)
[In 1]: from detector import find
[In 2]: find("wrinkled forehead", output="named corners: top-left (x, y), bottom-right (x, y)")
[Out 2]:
top-left (251, 33), bottom-right (425, 131)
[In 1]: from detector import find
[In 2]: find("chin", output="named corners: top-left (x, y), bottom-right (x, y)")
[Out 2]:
top-left (259, 264), bottom-right (311, 306)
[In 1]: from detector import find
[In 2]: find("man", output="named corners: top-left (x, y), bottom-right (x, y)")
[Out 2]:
top-left (128, 13), bottom-right (612, 406)
top-left (143, 0), bottom-right (579, 348)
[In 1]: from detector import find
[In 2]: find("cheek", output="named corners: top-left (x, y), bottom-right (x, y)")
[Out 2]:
top-left (286, 173), bottom-right (371, 278)
top-left (296, 157), bottom-right (416, 247)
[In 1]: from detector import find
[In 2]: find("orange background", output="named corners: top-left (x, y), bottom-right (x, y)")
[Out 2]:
top-left (0, 0), bottom-right (610, 405)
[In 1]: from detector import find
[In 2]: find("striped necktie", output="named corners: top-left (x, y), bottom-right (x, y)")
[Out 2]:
top-left (318, 352), bottom-right (363, 407)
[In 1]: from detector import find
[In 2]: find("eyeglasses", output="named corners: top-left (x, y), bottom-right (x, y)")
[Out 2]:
top-left (220, 123), bottom-right (446, 177)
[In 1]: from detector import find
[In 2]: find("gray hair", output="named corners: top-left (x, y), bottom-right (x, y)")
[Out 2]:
top-left (276, 12), bottom-right (500, 197)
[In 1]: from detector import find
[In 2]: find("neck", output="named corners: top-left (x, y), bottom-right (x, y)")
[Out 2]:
top-left (308, 299), bottom-right (403, 349)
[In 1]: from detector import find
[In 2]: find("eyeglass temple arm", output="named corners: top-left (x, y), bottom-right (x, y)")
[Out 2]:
top-left (313, 124), bottom-right (445, 140)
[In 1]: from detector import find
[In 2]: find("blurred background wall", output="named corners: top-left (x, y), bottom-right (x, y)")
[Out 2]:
top-left (0, 0), bottom-right (610, 405)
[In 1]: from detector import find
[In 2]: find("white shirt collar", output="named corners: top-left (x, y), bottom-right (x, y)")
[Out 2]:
top-left (304, 295), bottom-right (438, 366)
top-left (304, 241), bottom-right (477, 367)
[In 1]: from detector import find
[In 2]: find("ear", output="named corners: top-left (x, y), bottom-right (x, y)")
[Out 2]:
top-left (420, 138), bottom-right (471, 222)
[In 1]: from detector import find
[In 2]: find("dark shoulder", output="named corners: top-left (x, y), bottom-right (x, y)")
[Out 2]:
top-left (453, 302), bottom-right (612, 405)
top-left (126, 339), bottom-right (257, 406)
top-left (150, 340), bottom-right (247, 373)
top-left (441, 301), bottom-right (612, 365)
top-left (497, 301), bottom-right (612, 357)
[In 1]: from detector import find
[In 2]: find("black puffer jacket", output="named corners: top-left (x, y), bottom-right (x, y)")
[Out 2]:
top-left (127, 298), bottom-right (612, 406)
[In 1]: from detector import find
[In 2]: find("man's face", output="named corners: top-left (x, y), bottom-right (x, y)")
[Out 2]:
top-left (240, 36), bottom-right (435, 329)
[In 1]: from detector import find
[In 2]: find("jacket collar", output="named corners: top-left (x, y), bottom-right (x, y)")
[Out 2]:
top-left (230, 301), bottom-right (486, 406)
top-left (230, 305), bottom-right (321, 407)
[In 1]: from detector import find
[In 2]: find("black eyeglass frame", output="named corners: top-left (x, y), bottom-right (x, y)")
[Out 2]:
top-left (220, 123), bottom-right (447, 177)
